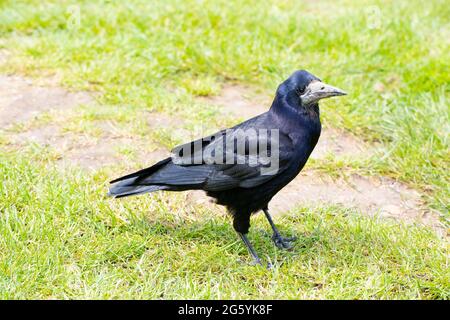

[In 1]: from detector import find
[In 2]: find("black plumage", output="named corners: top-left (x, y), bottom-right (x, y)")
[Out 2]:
top-left (109, 70), bottom-right (346, 264)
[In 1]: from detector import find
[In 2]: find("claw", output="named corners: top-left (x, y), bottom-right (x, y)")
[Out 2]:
top-left (272, 234), bottom-right (297, 250)
top-left (250, 258), bottom-right (263, 266)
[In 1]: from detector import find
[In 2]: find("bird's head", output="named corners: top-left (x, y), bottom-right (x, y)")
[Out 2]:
top-left (277, 70), bottom-right (347, 108)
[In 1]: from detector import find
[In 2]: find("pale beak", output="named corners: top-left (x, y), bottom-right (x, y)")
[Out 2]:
top-left (300, 80), bottom-right (347, 105)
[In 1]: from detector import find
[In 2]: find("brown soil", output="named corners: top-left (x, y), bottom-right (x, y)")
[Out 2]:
top-left (270, 172), bottom-right (433, 225)
top-left (0, 75), bottom-right (92, 127)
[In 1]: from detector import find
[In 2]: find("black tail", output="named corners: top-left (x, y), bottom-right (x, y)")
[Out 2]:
top-left (108, 156), bottom-right (213, 198)
top-left (110, 158), bottom-right (171, 184)
top-left (108, 157), bottom-right (171, 198)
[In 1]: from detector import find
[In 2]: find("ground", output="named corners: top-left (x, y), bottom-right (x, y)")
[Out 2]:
top-left (0, 0), bottom-right (448, 299)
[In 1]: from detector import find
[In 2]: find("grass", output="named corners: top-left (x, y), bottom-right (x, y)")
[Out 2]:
top-left (0, 149), bottom-right (448, 299)
top-left (0, 0), bottom-right (449, 299)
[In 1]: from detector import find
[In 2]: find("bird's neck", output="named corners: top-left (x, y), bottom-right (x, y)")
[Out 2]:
top-left (269, 93), bottom-right (321, 129)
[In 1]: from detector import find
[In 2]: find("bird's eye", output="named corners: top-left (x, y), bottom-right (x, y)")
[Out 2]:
top-left (296, 86), bottom-right (306, 95)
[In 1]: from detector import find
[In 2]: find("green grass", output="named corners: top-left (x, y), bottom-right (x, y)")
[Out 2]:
top-left (0, 150), bottom-right (448, 299)
top-left (1, 0), bottom-right (448, 215)
top-left (0, 0), bottom-right (449, 299)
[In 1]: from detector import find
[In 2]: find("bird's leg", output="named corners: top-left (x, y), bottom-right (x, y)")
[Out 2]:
top-left (263, 208), bottom-right (297, 250)
top-left (237, 232), bottom-right (262, 266)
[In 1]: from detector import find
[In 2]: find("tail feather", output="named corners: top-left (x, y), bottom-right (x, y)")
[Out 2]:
top-left (108, 158), bottom-right (172, 198)
top-left (108, 182), bottom-right (167, 198)
top-left (108, 156), bottom-right (211, 198)
top-left (109, 157), bottom-right (171, 184)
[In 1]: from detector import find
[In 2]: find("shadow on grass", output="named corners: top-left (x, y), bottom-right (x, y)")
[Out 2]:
top-left (127, 210), bottom-right (324, 266)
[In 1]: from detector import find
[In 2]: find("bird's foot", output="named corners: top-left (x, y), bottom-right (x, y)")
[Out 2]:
top-left (272, 234), bottom-right (297, 250)
top-left (250, 258), bottom-right (263, 266)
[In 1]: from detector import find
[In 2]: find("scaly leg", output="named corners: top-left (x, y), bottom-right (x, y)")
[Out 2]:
top-left (263, 208), bottom-right (297, 250)
top-left (237, 232), bottom-right (262, 266)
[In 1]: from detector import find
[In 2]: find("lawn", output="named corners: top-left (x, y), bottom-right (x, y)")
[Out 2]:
top-left (0, 0), bottom-right (449, 299)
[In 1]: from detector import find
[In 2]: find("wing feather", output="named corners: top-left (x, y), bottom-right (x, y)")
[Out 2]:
top-left (168, 122), bottom-right (294, 191)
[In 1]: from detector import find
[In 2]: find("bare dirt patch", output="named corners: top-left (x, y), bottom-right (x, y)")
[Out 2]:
top-left (58, 136), bottom-right (170, 171)
top-left (0, 50), bottom-right (11, 64)
top-left (310, 127), bottom-right (369, 160)
top-left (11, 121), bottom-right (170, 170)
top-left (13, 124), bottom-right (61, 145)
top-left (0, 75), bottom-right (93, 128)
top-left (269, 172), bottom-right (438, 226)
top-left (145, 110), bottom-right (193, 140)
top-left (199, 84), bottom-right (268, 119)
top-left (0, 73), bottom-right (169, 169)
top-left (146, 111), bottom-right (184, 128)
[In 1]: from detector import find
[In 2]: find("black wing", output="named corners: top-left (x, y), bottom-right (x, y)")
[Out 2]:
top-left (162, 125), bottom-right (294, 191)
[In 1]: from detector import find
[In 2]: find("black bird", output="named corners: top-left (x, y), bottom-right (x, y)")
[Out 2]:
top-left (109, 70), bottom-right (346, 264)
